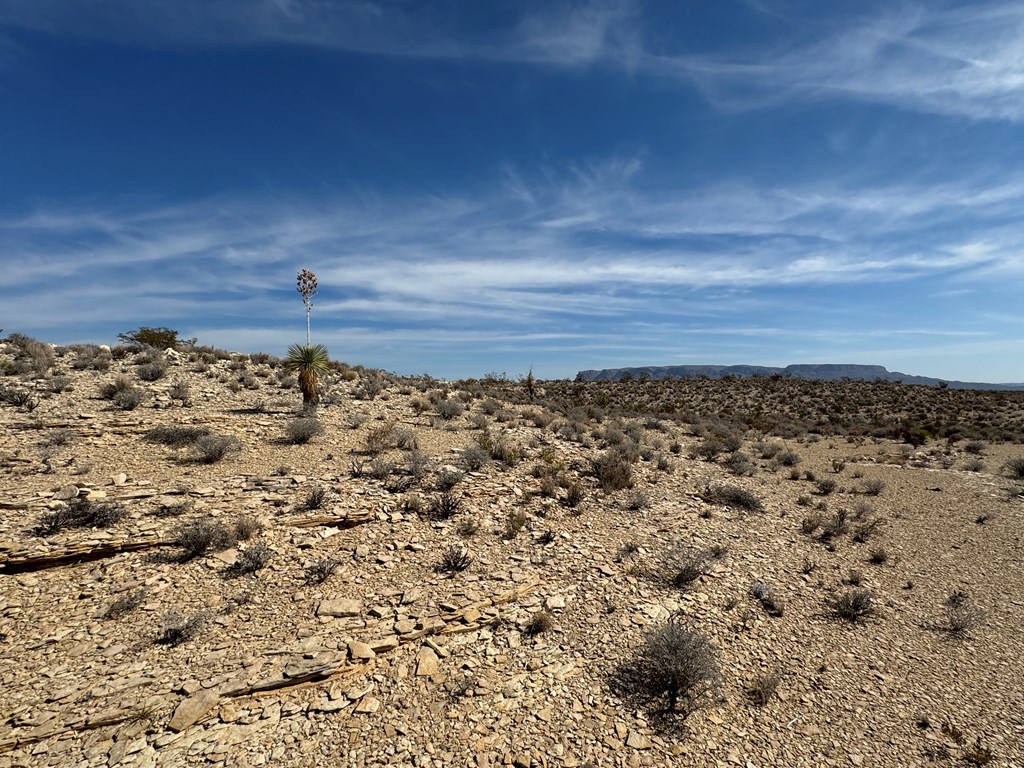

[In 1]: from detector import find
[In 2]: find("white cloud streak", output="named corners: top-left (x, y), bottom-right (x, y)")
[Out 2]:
top-left (4, 1), bottom-right (1023, 121)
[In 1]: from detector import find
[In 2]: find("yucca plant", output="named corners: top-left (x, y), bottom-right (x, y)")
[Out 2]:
top-left (285, 343), bottom-right (329, 409)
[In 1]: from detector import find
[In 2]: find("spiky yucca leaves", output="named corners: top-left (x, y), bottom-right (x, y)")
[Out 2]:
top-left (284, 343), bottom-right (330, 408)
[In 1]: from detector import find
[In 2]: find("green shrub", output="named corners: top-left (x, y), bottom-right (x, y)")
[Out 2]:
top-left (118, 327), bottom-right (193, 349)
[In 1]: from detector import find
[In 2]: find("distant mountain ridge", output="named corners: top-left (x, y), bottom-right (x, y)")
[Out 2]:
top-left (574, 363), bottom-right (1024, 391)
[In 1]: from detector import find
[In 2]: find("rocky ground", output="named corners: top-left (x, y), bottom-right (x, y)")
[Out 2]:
top-left (0, 342), bottom-right (1022, 767)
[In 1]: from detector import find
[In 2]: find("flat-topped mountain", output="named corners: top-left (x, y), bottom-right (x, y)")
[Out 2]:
top-left (576, 363), bottom-right (1024, 390)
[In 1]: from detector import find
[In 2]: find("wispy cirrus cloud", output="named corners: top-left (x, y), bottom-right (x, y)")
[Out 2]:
top-left (4, 1), bottom-right (1022, 122)
top-left (2, 157), bottom-right (1020, 360)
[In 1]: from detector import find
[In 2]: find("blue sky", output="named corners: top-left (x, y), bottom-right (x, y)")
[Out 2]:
top-left (2, 0), bottom-right (1023, 381)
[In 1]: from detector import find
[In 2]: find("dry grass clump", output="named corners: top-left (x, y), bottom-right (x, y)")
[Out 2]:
top-left (829, 588), bottom-right (877, 622)
top-left (156, 611), bottom-right (210, 647)
top-left (143, 426), bottom-right (212, 448)
top-left (224, 543), bottom-right (273, 578)
top-left (437, 544), bottom-right (472, 574)
top-left (32, 498), bottom-right (127, 537)
top-left (102, 589), bottom-right (147, 620)
top-left (944, 591), bottom-right (985, 637)
top-left (425, 492), bottom-right (462, 521)
top-left (747, 668), bottom-right (784, 706)
top-left (304, 557), bottom-right (340, 585)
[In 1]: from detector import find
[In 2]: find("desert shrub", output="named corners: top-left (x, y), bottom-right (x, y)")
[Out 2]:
top-left (1001, 457), bottom-right (1024, 480)
top-left (393, 428), bottom-right (418, 450)
top-left (168, 379), bottom-right (191, 404)
top-left (103, 589), bottom-right (146, 620)
top-left (962, 458), bottom-right (985, 472)
top-left (143, 426), bottom-right (211, 448)
top-left (593, 449), bottom-right (635, 492)
top-left (702, 484), bottom-right (764, 512)
top-left (747, 668), bottom-right (784, 706)
top-left (0, 384), bottom-right (35, 408)
top-left (962, 440), bottom-right (986, 455)
top-left (504, 509), bottom-right (528, 539)
top-left (172, 518), bottom-right (237, 561)
top-left (136, 362), bottom-right (168, 382)
top-left (192, 434), bottom-right (240, 463)
top-left (6, 333), bottom-right (55, 376)
top-left (524, 610), bottom-right (555, 637)
top-left (819, 510), bottom-right (850, 541)
top-left (368, 458), bottom-right (395, 480)
top-left (689, 439), bottom-right (726, 461)
top-left (301, 486), bottom-right (328, 511)
top-left (156, 611), bottom-right (209, 646)
top-left (426, 492), bottom-right (462, 521)
top-left (112, 387), bottom-right (146, 411)
top-left (364, 422), bottom-right (395, 455)
top-left (99, 374), bottom-right (133, 400)
top-left (118, 326), bottom-right (192, 350)
top-left (944, 592), bottom-right (984, 636)
top-left (435, 399), bottom-right (464, 421)
top-left (815, 478), bottom-right (837, 496)
top-left (304, 557), bottom-right (340, 585)
top-left (285, 417), bottom-right (323, 444)
top-left (859, 478), bottom-right (887, 496)
top-left (723, 452), bottom-right (755, 476)
top-left (564, 482), bottom-right (585, 509)
top-left (829, 588), bottom-right (876, 622)
top-left (232, 516), bottom-right (262, 541)
top-left (853, 517), bottom-right (885, 543)
top-left (437, 544), bottom-right (472, 573)
top-left (48, 375), bottom-right (71, 393)
top-left (776, 450), bottom-right (802, 467)
top-left (663, 543), bottom-right (708, 589)
top-left (613, 619), bottom-right (720, 719)
top-left (435, 469), bottom-right (464, 491)
top-left (461, 444), bottom-right (489, 471)
top-left (750, 580), bottom-right (784, 617)
top-left (625, 490), bottom-right (650, 510)
top-left (868, 546), bottom-right (889, 565)
top-left (32, 498), bottom-right (127, 537)
top-left (224, 543), bottom-right (272, 578)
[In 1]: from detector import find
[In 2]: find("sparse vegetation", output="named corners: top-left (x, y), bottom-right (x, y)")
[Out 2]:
top-left (829, 588), bottom-right (877, 622)
top-left (285, 417), bottom-right (324, 444)
top-left (32, 498), bottom-right (127, 537)
top-left (613, 618), bottom-right (721, 720)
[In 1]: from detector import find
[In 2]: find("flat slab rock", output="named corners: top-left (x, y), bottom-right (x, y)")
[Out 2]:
top-left (316, 599), bottom-right (362, 617)
top-left (168, 690), bottom-right (220, 732)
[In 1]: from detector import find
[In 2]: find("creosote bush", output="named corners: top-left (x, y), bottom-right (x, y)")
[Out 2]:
top-left (613, 618), bottom-right (720, 720)
top-left (172, 518), bottom-right (238, 561)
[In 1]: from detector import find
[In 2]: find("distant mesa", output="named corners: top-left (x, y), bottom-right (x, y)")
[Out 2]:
top-left (574, 363), bottom-right (1024, 391)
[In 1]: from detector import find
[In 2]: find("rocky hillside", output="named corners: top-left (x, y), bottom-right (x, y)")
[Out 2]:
top-left (576, 363), bottom-right (1024, 390)
top-left (1, 337), bottom-right (1022, 767)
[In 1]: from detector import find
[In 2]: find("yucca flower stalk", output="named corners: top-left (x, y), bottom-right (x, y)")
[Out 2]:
top-left (285, 343), bottom-right (330, 409)
top-left (297, 269), bottom-right (318, 346)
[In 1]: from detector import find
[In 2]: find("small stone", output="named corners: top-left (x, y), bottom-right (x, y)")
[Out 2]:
top-left (53, 485), bottom-right (80, 500)
top-left (415, 647), bottom-right (440, 677)
top-left (111, 473), bottom-right (128, 486)
top-left (354, 696), bottom-right (380, 714)
top-left (545, 596), bottom-right (566, 611)
top-left (625, 732), bottom-right (650, 750)
top-left (348, 641), bottom-right (375, 660)
top-left (317, 599), bottom-right (362, 618)
top-left (168, 691), bottom-right (219, 732)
